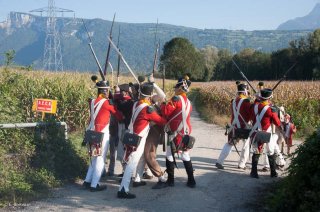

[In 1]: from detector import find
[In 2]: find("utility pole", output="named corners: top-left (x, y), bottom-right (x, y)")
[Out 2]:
top-left (30, 0), bottom-right (74, 71)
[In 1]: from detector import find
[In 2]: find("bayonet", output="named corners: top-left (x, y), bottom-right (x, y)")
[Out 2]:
top-left (116, 26), bottom-right (121, 85)
top-left (103, 13), bottom-right (116, 77)
top-left (272, 62), bottom-right (297, 91)
top-left (107, 36), bottom-right (139, 83)
top-left (82, 19), bottom-right (105, 81)
top-left (232, 59), bottom-right (257, 93)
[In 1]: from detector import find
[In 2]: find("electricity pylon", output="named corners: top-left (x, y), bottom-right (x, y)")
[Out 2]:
top-left (30, 0), bottom-right (74, 71)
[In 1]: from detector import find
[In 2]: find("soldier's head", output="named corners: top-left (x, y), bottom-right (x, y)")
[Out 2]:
top-left (119, 83), bottom-right (131, 97)
top-left (139, 82), bottom-right (154, 101)
top-left (259, 88), bottom-right (273, 102)
top-left (96, 80), bottom-right (110, 98)
top-left (237, 83), bottom-right (248, 96)
top-left (174, 75), bottom-right (191, 95)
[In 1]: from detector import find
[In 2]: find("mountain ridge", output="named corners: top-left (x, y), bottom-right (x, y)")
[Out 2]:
top-left (0, 12), bottom-right (313, 72)
top-left (277, 3), bottom-right (320, 30)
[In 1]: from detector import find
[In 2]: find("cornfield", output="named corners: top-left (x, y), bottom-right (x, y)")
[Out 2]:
top-left (0, 68), bottom-right (175, 131)
top-left (194, 81), bottom-right (320, 137)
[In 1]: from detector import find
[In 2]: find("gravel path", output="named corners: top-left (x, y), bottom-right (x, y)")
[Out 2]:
top-left (6, 106), bottom-right (299, 212)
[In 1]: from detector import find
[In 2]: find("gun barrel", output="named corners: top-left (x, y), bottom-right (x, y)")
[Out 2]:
top-left (232, 59), bottom-right (257, 93)
top-left (107, 36), bottom-right (139, 83)
top-left (82, 19), bottom-right (105, 81)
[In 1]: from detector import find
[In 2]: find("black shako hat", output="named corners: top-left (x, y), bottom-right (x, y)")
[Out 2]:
top-left (260, 88), bottom-right (273, 99)
top-left (119, 83), bottom-right (130, 92)
top-left (237, 83), bottom-right (248, 93)
top-left (140, 82), bottom-right (154, 97)
top-left (96, 80), bottom-right (110, 94)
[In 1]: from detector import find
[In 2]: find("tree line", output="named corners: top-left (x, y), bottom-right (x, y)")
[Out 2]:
top-left (159, 29), bottom-right (320, 81)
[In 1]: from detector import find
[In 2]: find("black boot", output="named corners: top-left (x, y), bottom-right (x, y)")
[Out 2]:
top-left (183, 160), bottom-right (196, 188)
top-left (250, 154), bottom-right (260, 179)
top-left (268, 154), bottom-right (278, 178)
top-left (166, 159), bottom-right (175, 186)
top-left (117, 187), bottom-right (136, 199)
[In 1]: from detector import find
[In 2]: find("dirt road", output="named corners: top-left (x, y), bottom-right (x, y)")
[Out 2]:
top-left (11, 107), bottom-right (297, 212)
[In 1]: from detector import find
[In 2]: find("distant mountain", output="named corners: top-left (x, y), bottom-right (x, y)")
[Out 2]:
top-left (277, 3), bottom-right (320, 30)
top-left (0, 12), bottom-right (313, 72)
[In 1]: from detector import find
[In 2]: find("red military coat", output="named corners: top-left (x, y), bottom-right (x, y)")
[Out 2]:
top-left (230, 95), bottom-right (251, 129)
top-left (285, 122), bottom-right (296, 146)
top-left (89, 97), bottom-right (123, 132)
top-left (132, 100), bottom-right (167, 137)
top-left (250, 101), bottom-right (281, 152)
top-left (161, 93), bottom-right (192, 144)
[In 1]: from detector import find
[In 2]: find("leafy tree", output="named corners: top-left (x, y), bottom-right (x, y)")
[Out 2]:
top-left (212, 49), bottom-right (233, 80)
top-left (4, 49), bottom-right (15, 68)
top-left (200, 45), bottom-right (219, 81)
top-left (160, 37), bottom-right (205, 80)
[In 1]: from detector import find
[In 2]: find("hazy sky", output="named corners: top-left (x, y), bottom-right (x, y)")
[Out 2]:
top-left (0, 0), bottom-right (319, 30)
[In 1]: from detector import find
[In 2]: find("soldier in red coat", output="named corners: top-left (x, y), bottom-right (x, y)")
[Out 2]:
top-left (83, 80), bottom-right (123, 192)
top-left (284, 114), bottom-right (297, 155)
top-left (153, 75), bottom-right (196, 189)
top-left (249, 88), bottom-right (281, 178)
top-left (117, 83), bottom-right (167, 199)
top-left (216, 83), bottom-right (252, 170)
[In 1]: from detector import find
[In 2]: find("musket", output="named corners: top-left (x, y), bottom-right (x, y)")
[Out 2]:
top-left (103, 13), bottom-right (116, 77)
top-left (272, 62), bottom-right (297, 91)
top-left (116, 26), bottom-right (121, 85)
top-left (152, 42), bottom-right (160, 74)
top-left (82, 19), bottom-right (105, 81)
top-left (152, 19), bottom-right (159, 75)
top-left (162, 64), bottom-right (166, 153)
top-left (107, 36), bottom-right (139, 83)
top-left (162, 64), bottom-right (165, 91)
top-left (231, 59), bottom-right (257, 93)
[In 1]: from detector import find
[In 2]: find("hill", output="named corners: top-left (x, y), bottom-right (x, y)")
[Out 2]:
top-left (0, 12), bottom-right (313, 72)
top-left (277, 3), bottom-right (320, 30)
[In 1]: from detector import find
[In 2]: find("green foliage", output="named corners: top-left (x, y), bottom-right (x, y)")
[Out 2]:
top-left (4, 50), bottom-right (15, 68)
top-left (160, 37), bottom-right (205, 80)
top-left (285, 99), bottom-right (320, 137)
top-left (0, 12), bottom-right (313, 73)
top-left (268, 130), bottom-right (320, 211)
top-left (0, 69), bottom-right (90, 205)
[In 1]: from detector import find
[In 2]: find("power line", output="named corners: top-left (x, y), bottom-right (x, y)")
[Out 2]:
top-left (30, 0), bottom-right (74, 71)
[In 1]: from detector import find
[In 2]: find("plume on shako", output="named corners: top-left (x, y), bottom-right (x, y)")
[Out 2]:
top-left (90, 75), bottom-right (109, 94)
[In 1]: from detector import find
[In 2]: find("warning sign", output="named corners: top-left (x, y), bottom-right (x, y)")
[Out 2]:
top-left (32, 99), bottom-right (57, 114)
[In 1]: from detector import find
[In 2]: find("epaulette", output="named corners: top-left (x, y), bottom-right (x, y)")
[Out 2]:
top-left (243, 98), bottom-right (251, 102)
top-left (147, 106), bottom-right (155, 114)
top-left (108, 99), bottom-right (114, 105)
top-left (172, 96), bottom-right (180, 102)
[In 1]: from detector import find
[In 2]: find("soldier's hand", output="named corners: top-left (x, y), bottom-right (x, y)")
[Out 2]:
top-left (148, 74), bottom-right (155, 83)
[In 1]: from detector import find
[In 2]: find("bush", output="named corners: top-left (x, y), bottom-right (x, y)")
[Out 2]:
top-left (0, 69), bottom-right (89, 205)
top-left (268, 129), bottom-right (320, 211)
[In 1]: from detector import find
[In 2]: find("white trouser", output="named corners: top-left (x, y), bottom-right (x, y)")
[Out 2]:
top-left (134, 153), bottom-right (146, 182)
top-left (119, 133), bottom-right (148, 192)
top-left (166, 144), bottom-right (191, 162)
top-left (263, 133), bottom-right (281, 167)
top-left (84, 125), bottom-right (110, 188)
top-left (216, 143), bottom-right (233, 164)
top-left (266, 133), bottom-right (278, 156)
top-left (238, 138), bottom-right (250, 168)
